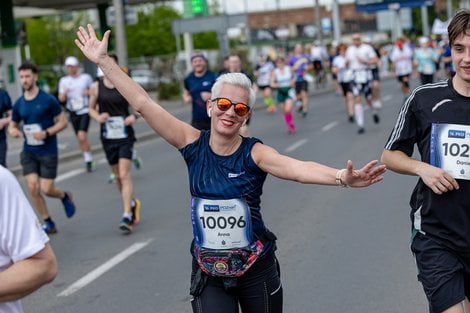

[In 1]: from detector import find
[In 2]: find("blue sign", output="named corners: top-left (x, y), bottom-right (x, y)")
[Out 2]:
top-left (355, 0), bottom-right (434, 12)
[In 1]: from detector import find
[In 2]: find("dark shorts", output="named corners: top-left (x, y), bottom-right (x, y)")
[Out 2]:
top-left (371, 68), bottom-right (380, 81)
top-left (295, 80), bottom-right (308, 94)
top-left (420, 74), bottom-right (434, 85)
top-left (20, 151), bottom-right (58, 179)
top-left (191, 118), bottom-right (211, 131)
top-left (277, 87), bottom-right (293, 103)
top-left (411, 232), bottom-right (470, 313)
top-left (351, 80), bottom-right (372, 98)
top-left (340, 82), bottom-right (352, 96)
top-left (69, 111), bottom-right (90, 134)
top-left (102, 140), bottom-right (134, 166)
top-left (312, 60), bottom-right (323, 71)
top-left (257, 85), bottom-right (271, 90)
top-left (397, 74), bottom-right (411, 83)
top-left (0, 138), bottom-right (6, 167)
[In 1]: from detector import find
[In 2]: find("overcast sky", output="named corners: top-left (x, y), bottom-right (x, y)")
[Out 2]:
top-left (173, 0), bottom-right (354, 14)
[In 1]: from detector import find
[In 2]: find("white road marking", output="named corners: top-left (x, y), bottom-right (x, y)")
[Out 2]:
top-left (285, 139), bottom-right (308, 153)
top-left (56, 168), bottom-right (85, 183)
top-left (57, 239), bottom-right (154, 297)
top-left (321, 121), bottom-right (338, 132)
top-left (383, 94), bottom-right (393, 102)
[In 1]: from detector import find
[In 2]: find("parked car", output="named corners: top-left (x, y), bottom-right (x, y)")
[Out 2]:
top-left (130, 69), bottom-right (158, 90)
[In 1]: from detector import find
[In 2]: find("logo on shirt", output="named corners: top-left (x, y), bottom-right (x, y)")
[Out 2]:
top-left (448, 129), bottom-right (466, 139)
top-left (228, 171), bottom-right (245, 178)
top-left (202, 81), bottom-right (211, 86)
top-left (204, 204), bottom-right (220, 212)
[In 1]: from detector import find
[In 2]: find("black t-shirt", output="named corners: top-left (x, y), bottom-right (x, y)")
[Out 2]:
top-left (385, 79), bottom-right (470, 251)
top-left (97, 79), bottom-right (135, 142)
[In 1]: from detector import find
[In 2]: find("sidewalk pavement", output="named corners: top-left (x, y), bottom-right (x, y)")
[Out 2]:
top-left (7, 79), bottom-right (346, 176)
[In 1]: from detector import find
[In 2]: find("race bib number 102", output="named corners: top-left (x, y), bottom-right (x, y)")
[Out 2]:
top-left (191, 197), bottom-right (253, 250)
top-left (430, 123), bottom-right (470, 180)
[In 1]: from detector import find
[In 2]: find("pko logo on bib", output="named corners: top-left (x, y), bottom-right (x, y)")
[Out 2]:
top-left (204, 204), bottom-right (220, 212)
top-left (448, 129), bottom-right (466, 139)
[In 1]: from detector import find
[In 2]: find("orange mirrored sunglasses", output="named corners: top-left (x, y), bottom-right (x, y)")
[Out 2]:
top-left (212, 98), bottom-right (251, 117)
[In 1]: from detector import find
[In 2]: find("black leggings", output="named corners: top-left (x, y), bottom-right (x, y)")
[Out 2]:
top-left (190, 253), bottom-right (283, 313)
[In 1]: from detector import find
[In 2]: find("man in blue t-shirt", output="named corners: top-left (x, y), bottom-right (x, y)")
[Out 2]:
top-left (0, 89), bottom-right (12, 167)
top-left (183, 52), bottom-right (217, 131)
top-left (9, 62), bottom-right (76, 234)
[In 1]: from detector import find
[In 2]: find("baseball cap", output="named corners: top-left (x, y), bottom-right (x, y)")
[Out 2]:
top-left (419, 37), bottom-right (429, 45)
top-left (64, 56), bottom-right (79, 66)
top-left (190, 52), bottom-right (207, 62)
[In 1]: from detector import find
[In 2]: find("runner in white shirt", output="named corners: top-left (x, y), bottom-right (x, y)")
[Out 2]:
top-left (345, 34), bottom-right (381, 134)
top-left (332, 44), bottom-right (354, 122)
top-left (310, 40), bottom-right (329, 88)
top-left (390, 38), bottom-right (414, 97)
top-left (58, 56), bottom-right (95, 172)
top-left (270, 57), bottom-right (296, 133)
top-left (0, 166), bottom-right (57, 313)
top-left (254, 55), bottom-right (276, 113)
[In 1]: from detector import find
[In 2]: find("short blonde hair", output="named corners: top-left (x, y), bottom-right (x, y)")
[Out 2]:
top-left (211, 73), bottom-right (256, 106)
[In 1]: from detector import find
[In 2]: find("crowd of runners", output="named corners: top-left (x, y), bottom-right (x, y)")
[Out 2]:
top-left (1, 8), bottom-right (470, 313)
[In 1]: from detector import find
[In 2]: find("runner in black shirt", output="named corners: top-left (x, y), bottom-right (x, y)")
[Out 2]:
top-left (381, 10), bottom-right (470, 313)
top-left (88, 54), bottom-right (141, 233)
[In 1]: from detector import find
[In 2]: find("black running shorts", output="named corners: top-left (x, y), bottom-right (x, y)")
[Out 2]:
top-left (20, 151), bottom-right (58, 179)
top-left (411, 232), bottom-right (470, 313)
top-left (68, 111), bottom-right (90, 134)
top-left (102, 140), bottom-right (134, 166)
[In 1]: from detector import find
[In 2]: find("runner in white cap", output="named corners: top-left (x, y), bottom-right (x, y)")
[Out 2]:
top-left (58, 56), bottom-right (95, 172)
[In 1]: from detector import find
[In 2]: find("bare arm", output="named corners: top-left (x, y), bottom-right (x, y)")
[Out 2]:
top-left (253, 143), bottom-right (386, 187)
top-left (381, 149), bottom-right (459, 195)
top-left (31, 111), bottom-right (68, 141)
top-left (88, 81), bottom-right (108, 123)
top-left (75, 24), bottom-right (199, 149)
top-left (0, 244), bottom-right (57, 302)
top-left (8, 121), bottom-right (22, 138)
top-left (270, 71), bottom-right (278, 88)
top-left (182, 88), bottom-right (192, 105)
top-left (58, 92), bottom-right (66, 103)
top-left (0, 109), bottom-right (11, 130)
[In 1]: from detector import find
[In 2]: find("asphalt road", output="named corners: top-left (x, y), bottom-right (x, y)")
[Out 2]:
top-left (19, 77), bottom-right (429, 313)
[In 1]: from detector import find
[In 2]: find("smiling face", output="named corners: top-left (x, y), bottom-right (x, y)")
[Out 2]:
top-left (452, 32), bottom-right (470, 84)
top-left (191, 57), bottom-right (207, 75)
top-left (208, 84), bottom-right (250, 137)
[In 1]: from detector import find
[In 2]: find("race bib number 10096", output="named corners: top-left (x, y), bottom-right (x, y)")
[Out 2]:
top-left (430, 123), bottom-right (470, 180)
top-left (191, 197), bottom-right (253, 250)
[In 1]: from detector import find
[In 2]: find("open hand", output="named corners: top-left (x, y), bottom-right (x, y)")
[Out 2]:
top-left (75, 24), bottom-right (110, 65)
top-left (342, 160), bottom-right (386, 188)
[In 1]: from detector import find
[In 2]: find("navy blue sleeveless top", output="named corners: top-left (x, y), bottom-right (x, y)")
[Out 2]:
top-left (179, 131), bottom-right (269, 241)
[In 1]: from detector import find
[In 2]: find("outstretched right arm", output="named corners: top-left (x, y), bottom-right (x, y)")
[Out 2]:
top-left (75, 24), bottom-right (200, 149)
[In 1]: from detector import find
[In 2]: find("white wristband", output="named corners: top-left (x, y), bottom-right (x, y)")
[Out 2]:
top-left (335, 169), bottom-right (348, 187)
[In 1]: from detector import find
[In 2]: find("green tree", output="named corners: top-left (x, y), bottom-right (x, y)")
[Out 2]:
top-left (125, 6), bottom-right (180, 57)
top-left (125, 5), bottom-right (220, 57)
top-left (193, 32), bottom-right (218, 49)
top-left (25, 12), bottom-right (91, 65)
